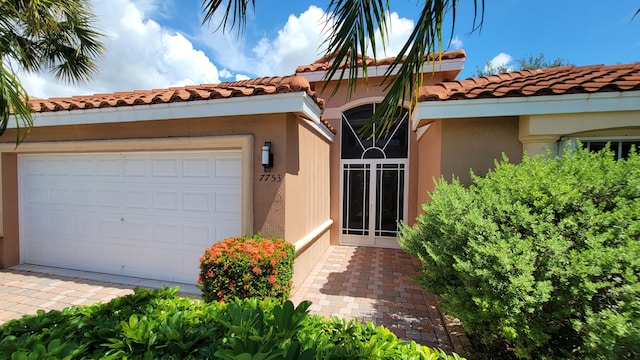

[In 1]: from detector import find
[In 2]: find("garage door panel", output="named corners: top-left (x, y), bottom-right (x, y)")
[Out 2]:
top-left (99, 218), bottom-right (125, 239)
top-left (124, 159), bottom-right (147, 176)
top-left (71, 159), bottom-right (97, 175)
top-left (21, 209), bottom-right (50, 238)
top-left (124, 221), bottom-right (151, 242)
top-left (50, 187), bottom-right (73, 205)
top-left (216, 156), bottom-right (242, 177)
top-left (97, 159), bottom-right (121, 176)
top-left (22, 184), bottom-right (47, 204)
top-left (183, 191), bottom-right (211, 212)
top-left (23, 159), bottom-right (47, 175)
top-left (152, 158), bottom-right (179, 177)
top-left (183, 225), bottom-right (211, 246)
top-left (124, 190), bottom-right (151, 209)
top-left (20, 151), bottom-right (242, 284)
top-left (216, 191), bottom-right (241, 213)
top-left (183, 158), bottom-right (210, 177)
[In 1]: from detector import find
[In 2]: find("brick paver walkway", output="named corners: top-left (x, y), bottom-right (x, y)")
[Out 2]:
top-left (0, 246), bottom-right (470, 357)
top-left (290, 246), bottom-right (470, 355)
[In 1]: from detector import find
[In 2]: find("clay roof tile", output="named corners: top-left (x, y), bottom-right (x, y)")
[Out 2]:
top-left (418, 62), bottom-right (640, 102)
top-left (295, 50), bottom-right (466, 73)
top-left (26, 75), bottom-right (332, 133)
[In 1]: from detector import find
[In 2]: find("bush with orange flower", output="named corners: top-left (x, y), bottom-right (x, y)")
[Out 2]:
top-left (197, 234), bottom-right (295, 303)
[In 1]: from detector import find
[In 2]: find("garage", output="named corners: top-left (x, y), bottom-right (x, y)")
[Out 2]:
top-left (18, 150), bottom-right (242, 284)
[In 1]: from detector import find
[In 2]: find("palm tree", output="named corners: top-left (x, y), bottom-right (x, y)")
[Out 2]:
top-left (0, 0), bottom-right (104, 143)
top-left (202, 0), bottom-right (484, 135)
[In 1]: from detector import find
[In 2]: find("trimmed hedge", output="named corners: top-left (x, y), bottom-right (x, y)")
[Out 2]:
top-left (400, 147), bottom-right (640, 359)
top-left (0, 287), bottom-right (464, 359)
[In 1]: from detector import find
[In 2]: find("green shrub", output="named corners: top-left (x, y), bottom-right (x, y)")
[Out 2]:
top-left (0, 287), bottom-right (464, 359)
top-left (400, 147), bottom-right (640, 359)
top-left (198, 234), bottom-right (295, 303)
top-left (300, 315), bottom-right (463, 359)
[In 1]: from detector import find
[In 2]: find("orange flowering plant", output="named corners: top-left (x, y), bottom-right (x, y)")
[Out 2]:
top-left (197, 234), bottom-right (295, 303)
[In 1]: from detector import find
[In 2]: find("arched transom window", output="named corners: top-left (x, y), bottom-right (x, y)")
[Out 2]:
top-left (341, 104), bottom-right (408, 159)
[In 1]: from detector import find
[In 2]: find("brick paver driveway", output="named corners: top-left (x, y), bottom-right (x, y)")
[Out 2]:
top-left (0, 246), bottom-right (470, 357)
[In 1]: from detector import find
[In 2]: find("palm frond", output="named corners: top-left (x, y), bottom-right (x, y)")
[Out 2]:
top-left (0, 0), bottom-right (104, 143)
top-left (321, 0), bottom-right (390, 97)
top-left (0, 61), bottom-right (33, 143)
top-left (201, 0), bottom-right (256, 34)
top-left (322, 0), bottom-right (484, 138)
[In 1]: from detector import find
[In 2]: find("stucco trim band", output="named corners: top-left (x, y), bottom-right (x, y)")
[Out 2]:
top-left (413, 91), bottom-right (640, 126)
top-left (294, 219), bottom-right (333, 256)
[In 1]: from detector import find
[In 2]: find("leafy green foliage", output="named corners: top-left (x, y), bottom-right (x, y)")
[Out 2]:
top-left (516, 53), bottom-right (572, 70)
top-left (299, 316), bottom-right (463, 360)
top-left (198, 235), bottom-right (295, 303)
top-left (400, 147), bottom-right (640, 359)
top-left (0, 0), bottom-right (104, 141)
top-left (0, 287), bottom-right (463, 359)
top-left (476, 53), bottom-right (572, 77)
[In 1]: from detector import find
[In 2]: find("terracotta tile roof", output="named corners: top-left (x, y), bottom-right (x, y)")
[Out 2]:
top-left (29, 75), bottom-right (323, 112)
top-left (418, 63), bottom-right (640, 102)
top-left (295, 50), bottom-right (467, 73)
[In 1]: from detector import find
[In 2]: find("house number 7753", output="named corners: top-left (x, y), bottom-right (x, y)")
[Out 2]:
top-left (259, 174), bottom-right (282, 182)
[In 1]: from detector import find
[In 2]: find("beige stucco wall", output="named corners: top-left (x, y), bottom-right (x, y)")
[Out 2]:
top-left (440, 117), bottom-right (522, 185)
top-left (283, 115), bottom-right (333, 287)
top-left (415, 122), bottom-right (442, 218)
top-left (284, 115), bottom-right (331, 242)
top-left (0, 113), bottom-right (333, 287)
top-left (0, 153), bottom-right (18, 267)
top-left (415, 117), bottom-right (522, 210)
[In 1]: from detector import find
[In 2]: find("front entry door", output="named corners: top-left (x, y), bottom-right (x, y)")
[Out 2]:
top-left (339, 104), bottom-right (409, 248)
top-left (341, 160), bottom-right (407, 247)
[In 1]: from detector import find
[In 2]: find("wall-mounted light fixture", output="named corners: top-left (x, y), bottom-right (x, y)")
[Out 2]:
top-left (261, 141), bottom-right (273, 172)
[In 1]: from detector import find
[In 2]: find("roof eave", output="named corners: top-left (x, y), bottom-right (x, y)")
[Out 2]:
top-left (18, 92), bottom-right (326, 134)
top-left (412, 91), bottom-right (640, 130)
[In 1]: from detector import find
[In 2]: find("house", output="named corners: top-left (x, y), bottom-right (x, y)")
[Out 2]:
top-left (0, 52), bottom-right (638, 288)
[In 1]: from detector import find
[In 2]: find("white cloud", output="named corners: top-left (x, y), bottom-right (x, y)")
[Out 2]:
top-left (201, 6), bottom-right (418, 78)
top-left (249, 6), bottom-right (330, 76)
top-left (19, 0), bottom-right (220, 98)
top-left (449, 35), bottom-right (463, 50)
top-left (219, 68), bottom-right (233, 78)
top-left (235, 74), bottom-right (251, 81)
top-left (484, 52), bottom-right (515, 73)
top-left (369, 12), bottom-right (414, 58)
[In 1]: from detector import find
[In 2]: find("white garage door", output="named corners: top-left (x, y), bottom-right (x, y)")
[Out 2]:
top-left (18, 151), bottom-right (242, 284)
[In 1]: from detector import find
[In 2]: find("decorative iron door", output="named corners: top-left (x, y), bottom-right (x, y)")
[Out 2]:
top-left (339, 104), bottom-right (408, 247)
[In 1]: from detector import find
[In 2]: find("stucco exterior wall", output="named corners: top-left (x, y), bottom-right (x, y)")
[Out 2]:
top-left (415, 122), bottom-right (442, 219)
top-left (283, 114), bottom-right (333, 286)
top-left (284, 114), bottom-right (331, 242)
top-left (0, 113), bottom-right (333, 283)
top-left (440, 116), bottom-right (522, 186)
top-left (0, 153), bottom-right (18, 267)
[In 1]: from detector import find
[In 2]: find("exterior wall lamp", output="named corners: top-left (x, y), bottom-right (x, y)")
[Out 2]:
top-left (262, 141), bottom-right (273, 172)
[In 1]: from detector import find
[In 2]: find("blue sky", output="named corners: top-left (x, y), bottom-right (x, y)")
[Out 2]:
top-left (20, 0), bottom-right (640, 98)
